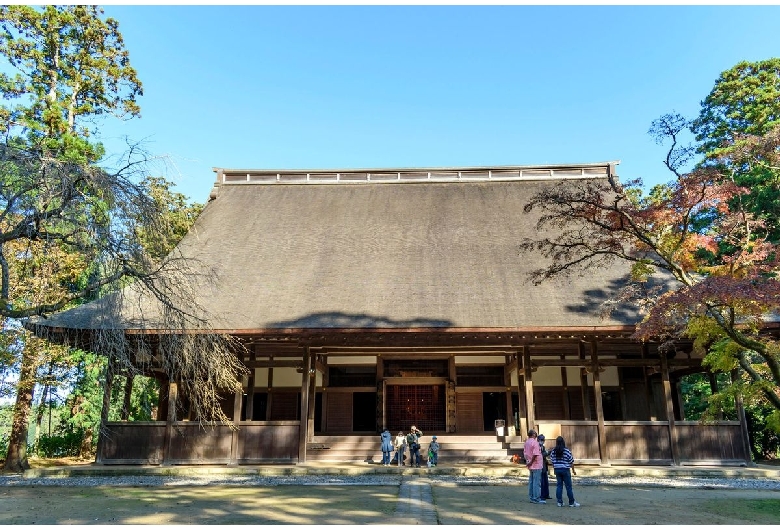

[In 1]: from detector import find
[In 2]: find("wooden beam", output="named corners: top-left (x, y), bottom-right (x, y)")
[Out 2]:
top-left (95, 359), bottom-right (114, 464)
top-left (298, 347), bottom-right (311, 463)
top-left (307, 352), bottom-right (316, 442)
top-left (244, 360), bottom-right (303, 368)
top-left (529, 358), bottom-right (703, 368)
top-left (661, 353), bottom-right (679, 465)
top-left (590, 340), bottom-right (608, 466)
top-left (524, 347), bottom-right (535, 433)
top-left (230, 386), bottom-right (241, 465)
top-left (579, 341), bottom-right (591, 421)
top-left (162, 381), bottom-right (177, 466)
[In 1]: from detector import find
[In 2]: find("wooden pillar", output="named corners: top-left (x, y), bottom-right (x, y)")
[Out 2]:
top-left (246, 347), bottom-right (256, 421)
top-left (266, 360), bottom-right (274, 421)
top-left (660, 353), bottom-right (679, 465)
top-left (731, 369), bottom-right (753, 466)
top-left (504, 355), bottom-right (514, 432)
top-left (230, 384), bottom-right (242, 465)
top-left (95, 359), bottom-right (115, 464)
top-left (523, 346), bottom-right (535, 433)
top-left (619, 369), bottom-right (628, 421)
top-left (298, 347), bottom-right (311, 463)
top-left (449, 355), bottom-right (457, 433)
top-left (307, 354), bottom-right (316, 441)
top-left (162, 380), bottom-right (178, 466)
top-left (590, 340), bottom-right (609, 466)
top-left (321, 356), bottom-right (329, 432)
top-left (674, 376), bottom-right (686, 421)
top-left (641, 343), bottom-right (656, 420)
top-left (377, 356), bottom-right (385, 431)
top-left (156, 378), bottom-right (167, 421)
top-left (515, 351), bottom-right (526, 434)
top-left (708, 371), bottom-right (723, 420)
top-left (121, 374), bottom-right (133, 421)
top-left (560, 354), bottom-right (570, 420)
top-left (578, 342), bottom-right (591, 421)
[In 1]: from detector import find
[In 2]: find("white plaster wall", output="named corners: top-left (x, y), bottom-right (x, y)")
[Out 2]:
top-left (254, 368), bottom-right (269, 388)
top-left (586, 366), bottom-right (620, 387)
top-left (533, 366), bottom-right (562, 386)
top-left (326, 356), bottom-right (377, 365)
top-left (455, 356), bottom-right (506, 364)
top-left (273, 367), bottom-right (302, 387)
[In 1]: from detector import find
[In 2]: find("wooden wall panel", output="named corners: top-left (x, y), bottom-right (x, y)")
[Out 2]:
top-left (675, 422), bottom-right (749, 463)
top-left (456, 392), bottom-right (483, 432)
top-left (534, 388), bottom-right (565, 420)
top-left (325, 392), bottom-right (353, 433)
top-left (270, 392), bottom-right (300, 421)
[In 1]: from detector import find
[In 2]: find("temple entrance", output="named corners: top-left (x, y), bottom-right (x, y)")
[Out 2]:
top-left (386, 384), bottom-right (446, 433)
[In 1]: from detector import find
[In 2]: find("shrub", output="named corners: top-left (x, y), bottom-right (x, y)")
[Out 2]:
top-left (35, 430), bottom-right (86, 458)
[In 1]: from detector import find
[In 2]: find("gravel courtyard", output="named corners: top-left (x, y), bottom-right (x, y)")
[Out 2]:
top-left (1, 473), bottom-right (779, 525)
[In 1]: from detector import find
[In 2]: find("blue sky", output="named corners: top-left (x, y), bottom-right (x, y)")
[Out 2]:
top-left (94, 5), bottom-right (780, 204)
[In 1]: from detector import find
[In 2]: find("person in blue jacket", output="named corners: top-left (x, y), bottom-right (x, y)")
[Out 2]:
top-left (380, 428), bottom-right (393, 466)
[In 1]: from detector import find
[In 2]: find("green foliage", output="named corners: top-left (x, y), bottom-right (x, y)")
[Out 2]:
top-left (35, 429), bottom-right (85, 458)
top-left (693, 58), bottom-right (780, 154)
top-left (629, 260), bottom-right (655, 282)
top-left (693, 58), bottom-right (780, 242)
top-left (136, 176), bottom-right (204, 261)
top-left (63, 349), bottom-right (108, 439)
top-left (680, 372), bottom-right (737, 423)
top-left (125, 376), bottom-right (160, 421)
top-left (0, 5), bottom-right (142, 162)
top-left (747, 406), bottom-right (780, 460)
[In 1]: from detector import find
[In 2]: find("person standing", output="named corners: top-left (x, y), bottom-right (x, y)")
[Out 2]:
top-left (428, 435), bottom-right (440, 467)
top-left (380, 428), bottom-right (393, 466)
top-left (523, 429), bottom-right (545, 504)
top-left (538, 434), bottom-right (552, 500)
top-left (407, 425), bottom-right (423, 467)
top-left (394, 431), bottom-right (406, 467)
top-left (549, 436), bottom-right (581, 507)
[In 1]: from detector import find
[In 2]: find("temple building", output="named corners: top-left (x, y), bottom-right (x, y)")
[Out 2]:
top-left (32, 163), bottom-right (752, 466)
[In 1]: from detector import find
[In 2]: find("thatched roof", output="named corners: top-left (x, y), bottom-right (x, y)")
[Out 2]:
top-left (32, 162), bottom-right (645, 333)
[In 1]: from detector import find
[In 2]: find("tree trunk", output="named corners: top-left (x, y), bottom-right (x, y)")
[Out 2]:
top-left (121, 374), bottom-right (134, 420)
top-left (3, 348), bottom-right (40, 472)
top-left (34, 362), bottom-right (55, 445)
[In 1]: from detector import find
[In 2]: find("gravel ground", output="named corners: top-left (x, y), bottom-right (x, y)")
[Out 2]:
top-left (1, 472), bottom-right (778, 490)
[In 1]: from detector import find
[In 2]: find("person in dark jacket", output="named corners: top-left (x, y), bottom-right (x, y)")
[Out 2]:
top-left (538, 434), bottom-right (552, 499)
top-left (380, 428), bottom-right (393, 466)
top-left (406, 426), bottom-right (423, 467)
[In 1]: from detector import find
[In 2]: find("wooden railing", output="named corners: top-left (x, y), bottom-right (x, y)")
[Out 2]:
top-left (99, 421), bottom-right (300, 465)
top-left (98, 419), bottom-right (748, 466)
top-left (535, 420), bottom-right (749, 466)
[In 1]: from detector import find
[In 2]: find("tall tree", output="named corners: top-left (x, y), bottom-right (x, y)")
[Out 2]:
top-left (0, 6), bottom-right (245, 472)
top-left (692, 58), bottom-right (780, 242)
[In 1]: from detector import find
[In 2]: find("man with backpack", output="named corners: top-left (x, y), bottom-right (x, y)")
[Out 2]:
top-left (406, 426), bottom-right (423, 468)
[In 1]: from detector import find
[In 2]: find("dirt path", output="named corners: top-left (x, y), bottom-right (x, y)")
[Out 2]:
top-left (0, 480), bottom-right (778, 525)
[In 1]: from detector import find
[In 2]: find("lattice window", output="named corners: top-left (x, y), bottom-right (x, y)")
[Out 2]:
top-left (386, 385), bottom-right (445, 432)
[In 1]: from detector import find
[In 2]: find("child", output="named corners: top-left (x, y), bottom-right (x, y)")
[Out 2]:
top-left (393, 431), bottom-right (406, 466)
top-left (428, 435), bottom-right (440, 467)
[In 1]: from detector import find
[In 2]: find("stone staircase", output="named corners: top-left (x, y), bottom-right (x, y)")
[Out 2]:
top-left (306, 434), bottom-right (524, 464)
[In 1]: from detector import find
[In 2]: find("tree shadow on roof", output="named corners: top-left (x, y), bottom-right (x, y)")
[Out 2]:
top-left (269, 311), bottom-right (453, 329)
top-left (564, 274), bottom-right (654, 326)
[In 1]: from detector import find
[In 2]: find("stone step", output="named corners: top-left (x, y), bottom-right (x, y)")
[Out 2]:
top-left (306, 434), bottom-right (522, 463)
